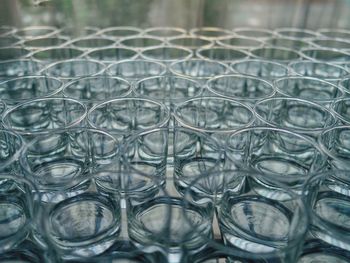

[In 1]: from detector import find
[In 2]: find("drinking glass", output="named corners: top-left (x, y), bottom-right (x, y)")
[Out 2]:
top-left (168, 36), bottom-right (214, 50)
top-left (274, 76), bottom-right (344, 105)
top-left (251, 46), bottom-right (303, 64)
top-left (233, 27), bottom-right (275, 39)
top-left (87, 97), bottom-right (170, 141)
top-left (318, 28), bottom-right (350, 40)
top-left (311, 38), bottom-right (350, 51)
top-left (63, 76), bottom-right (131, 109)
top-left (217, 36), bottom-right (264, 50)
top-left (30, 47), bottom-right (85, 64)
top-left (231, 59), bottom-right (289, 81)
top-left (0, 240), bottom-right (47, 262)
top-left (218, 170), bottom-right (308, 262)
top-left (98, 26), bottom-right (142, 39)
top-left (106, 59), bottom-right (167, 84)
top-left (265, 36), bottom-right (313, 50)
top-left (190, 27), bottom-right (233, 40)
top-left (141, 46), bottom-right (192, 63)
top-left (39, 59), bottom-right (105, 82)
top-left (332, 98), bottom-right (350, 125)
top-left (144, 27), bottom-right (187, 39)
top-left (0, 75), bottom-right (63, 106)
top-left (303, 170), bottom-right (350, 252)
top-left (0, 174), bottom-right (39, 253)
top-left (301, 48), bottom-right (350, 66)
top-left (0, 129), bottom-right (24, 173)
top-left (43, 191), bottom-right (121, 259)
top-left (0, 59), bottom-right (43, 81)
top-left (2, 97), bottom-right (87, 142)
top-left (169, 59), bottom-right (231, 84)
top-left (0, 35), bottom-right (22, 48)
top-left (173, 96), bottom-right (255, 145)
top-left (15, 26), bottom-right (59, 39)
top-left (207, 74), bottom-right (275, 104)
top-left (297, 239), bottom-right (350, 262)
top-left (226, 126), bottom-right (327, 198)
top-left (319, 126), bottom-right (350, 170)
top-left (126, 172), bottom-right (213, 263)
top-left (67, 36), bottom-right (116, 50)
top-left (119, 36), bottom-right (165, 50)
top-left (254, 97), bottom-right (337, 139)
top-left (85, 47), bottom-right (138, 64)
top-left (0, 47), bottom-right (30, 60)
top-left (22, 36), bottom-right (69, 50)
top-left (122, 128), bottom-right (169, 198)
top-left (289, 60), bottom-right (349, 83)
top-left (173, 127), bottom-right (224, 198)
top-left (196, 47), bottom-right (249, 63)
top-left (275, 28), bottom-right (319, 40)
top-left (135, 75), bottom-right (203, 109)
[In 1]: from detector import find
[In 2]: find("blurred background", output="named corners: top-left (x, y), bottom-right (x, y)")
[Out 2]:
top-left (1, 0), bottom-right (349, 30)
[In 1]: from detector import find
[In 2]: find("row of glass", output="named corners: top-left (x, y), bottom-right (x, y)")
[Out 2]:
top-left (0, 26), bottom-right (349, 262)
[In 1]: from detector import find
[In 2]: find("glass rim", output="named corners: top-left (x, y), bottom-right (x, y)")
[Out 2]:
top-left (173, 96), bottom-right (255, 133)
top-left (311, 37), bottom-right (350, 48)
top-left (140, 45), bottom-right (193, 62)
top-left (2, 97), bottom-right (87, 135)
top-left (233, 27), bottom-right (275, 38)
top-left (275, 27), bottom-right (320, 38)
top-left (84, 46), bottom-right (139, 62)
top-left (274, 75), bottom-right (345, 102)
top-left (288, 60), bottom-right (350, 81)
top-left (169, 58), bottom-right (231, 80)
top-left (0, 75), bottom-right (64, 103)
top-left (300, 47), bottom-right (350, 63)
top-left (250, 45), bottom-right (305, 60)
top-left (15, 26), bottom-right (59, 39)
top-left (196, 46), bottom-right (251, 61)
top-left (189, 27), bottom-right (233, 39)
top-left (206, 73), bottom-right (276, 101)
top-left (97, 26), bottom-right (143, 37)
top-left (105, 59), bottom-right (167, 77)
top-left (183, 168), bottom-right (309, 259)
top-left (38, 58), bottom-right (107, 79)
top-left (134, 74), bottom-right (203, 99)
top-left (216, 35), bottom-right (265, 49)
top-left (167, 35), bottom-right (214, 49)
top-left (29, 46), bottom-right (86, 62)
top-left (22, 35), bottom-right (70, 48)
top-left (65, 35), bottom-right (117, 49)
top-left (231, 58), bottom-right (291, 74)
top-left (254, 96), bottom-right (338, 133)
top-left (0, 35), bottom-right (23, 47)
top-left (87, 97), bottom-right (170, 131)
top-left (143, 26), bottom-right (187, 37)
top-left (317, 28), bottom-right (350, 37)
top-left (318, 125), bottom-right (350, 163)
top-left (118, 35), bottom-right (165, 49)
top-left (62, 75), bottom-right (132, 100)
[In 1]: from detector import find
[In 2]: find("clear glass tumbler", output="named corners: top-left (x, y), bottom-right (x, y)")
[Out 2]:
top-left (119, 36), bottom-right (165, 50)
top-left (143, 27), bottom-right (187, 39)
top-left (196, 47), bottom-right (249, 63)
top-left (0, 75), bottom-right (63, 106)
top-left (30, 47), bottom-right (85, 64)
top-left (226, 126), bottom-right (327, 199)
top-left (274, 76), bottom-right (344, 105)
top-left (22, 36), bottom-right (69, 50)
top-left (0, 59), bottom-right (42, 81)
top-left (85, 47), bottom-right (138, 64)
top-left (301, 48), bottom-right (350, 66)
top-left (190, 27), bottom-right (233, 40)
top-left (140, 46), bottom-right (192, 63)
top-left (250, 46), bottom-right (303, 64)
top-left (168, 36), bottom-right (214, 50)
top-left (67, 36), bottom-right (116, 50)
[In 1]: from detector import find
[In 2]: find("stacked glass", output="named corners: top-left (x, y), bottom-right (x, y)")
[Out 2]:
top-left (0, 25), bottom-right (350, 262)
